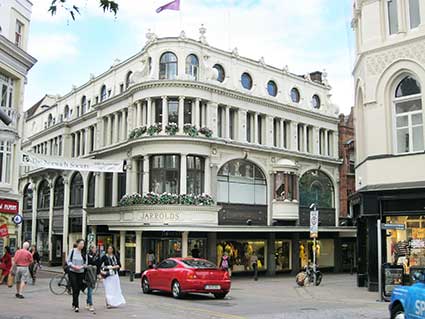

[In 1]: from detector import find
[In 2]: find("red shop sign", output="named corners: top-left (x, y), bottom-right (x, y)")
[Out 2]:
top-left (0, 199), bottom-right (18, 214)
top-left (0, 224), bottom-right (9, 237)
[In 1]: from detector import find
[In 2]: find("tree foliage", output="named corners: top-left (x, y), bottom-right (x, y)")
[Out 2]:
top-left (49, 0), bottom-right (119, 20)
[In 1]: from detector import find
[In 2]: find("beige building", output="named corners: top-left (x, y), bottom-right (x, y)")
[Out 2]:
top-left (351, 0), bottom-right (425, 291)
top-left (0, 0), bottom-right (36, 254)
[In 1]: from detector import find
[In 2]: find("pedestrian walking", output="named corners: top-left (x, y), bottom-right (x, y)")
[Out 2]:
top-left (219, 252), bottom-right (231, 277)
top-left (0, 246), bottom-right (12, 285)
top-left (67, 239), bottom-right (87, 312)
top-left (100, 245), bottom-right (125, 308)
top-left (29, 245), bottom-right (41, 285)
top-left (146, 250), bottom-right (156, 269)
top-left (12, 242), bottom-right (33, 299)
top-left (250, 252), bottom-right (259, 281)
top-left (85, 245), bottom-right (100, 312)
top-left (191, 245), bottom-right (200, 258)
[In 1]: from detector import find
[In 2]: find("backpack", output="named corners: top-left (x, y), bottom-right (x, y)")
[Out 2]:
top-left (63, 249), bottom-right (87, 273)
top-left (221, 256), bottom-right (229, 269)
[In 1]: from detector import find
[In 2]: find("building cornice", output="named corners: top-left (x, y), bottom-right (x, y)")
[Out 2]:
top-left (0, 34), bottom-right (37, 76)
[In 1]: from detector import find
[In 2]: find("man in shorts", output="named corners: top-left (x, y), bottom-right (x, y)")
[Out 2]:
top-left (13, 242), bottom-right (33, 299)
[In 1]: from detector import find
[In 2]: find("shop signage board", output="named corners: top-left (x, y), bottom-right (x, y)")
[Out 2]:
top-left (382, 223), bottom-right (406, 230)
top-left (0, 199), bottom-right (18, 214)
top-left (20, 152), bottom-right (124, 173)
top-left (310, 210), bottom-right (319, 238)
top-left (0, 224), bottom-right (9, 237)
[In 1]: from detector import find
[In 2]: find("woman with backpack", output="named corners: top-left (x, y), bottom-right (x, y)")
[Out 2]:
top-left (67, 239), bottom-right (87, 313)
top-left (219, 252), bottom-right (232, 277)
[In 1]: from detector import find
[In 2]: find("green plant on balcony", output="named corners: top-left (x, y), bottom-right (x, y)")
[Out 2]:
top-left (159, 192), bottom-right (179, 204)
top-left (179, 193), bottom-right (197, 205)
top-left (119, 193), bottom-right (143, 206)
top-left (141, 192), bottom-right (160, 204)
top-left (129, 126), bottom-right (147, 139)
top-left (183, 124), bottom-right (198, 137)
top-left (165, 122), bottom-right (178, 136)
top-left (147, 123), bottom-right (162, 136)
top-left (196, 193), bottom-right (214, 206)
top-left (199, 127), bottom-right (213, 138)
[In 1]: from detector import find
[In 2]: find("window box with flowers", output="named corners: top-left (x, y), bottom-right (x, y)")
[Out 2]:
top-left (183, 124), bottom-right (198, 137)
top-left (119, 192), bottom-right (215, 207)
top-left (199, 127), bottom-right (213, 138)
top-left (147, 123), bottom-right (162, 136)
top-left (129, 126), bottom-right (147, 139)
top-left (165, 122), bottom-right (178, 136)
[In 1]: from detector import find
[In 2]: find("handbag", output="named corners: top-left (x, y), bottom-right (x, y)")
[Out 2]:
top-left (7, 273), bottom-right (14, 287)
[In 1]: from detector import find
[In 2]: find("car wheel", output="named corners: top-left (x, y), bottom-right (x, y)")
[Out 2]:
top-left (172, 280), bottom-right (183, 299)
top-left (391, 304), bottom-right (405, 319)
top-left (214, 293), bottom-right (227, 299)
top-left (142, 277), bottom-right (151, 294)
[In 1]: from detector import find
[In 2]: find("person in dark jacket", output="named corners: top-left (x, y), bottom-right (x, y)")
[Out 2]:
top-left (29, 245), bottom-right (41, 285)
top-left (86, 246), bottom-right (100, 312)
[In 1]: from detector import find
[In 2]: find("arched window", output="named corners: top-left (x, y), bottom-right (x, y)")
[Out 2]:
top-left (394, 76), bottom-right (423, 153)
top-left (213, 64), bottom-right (225, 82)
top-left (47, 113), bottom-right (53, 127)
top-left (159, 52), bottom-right (178, 80)
top-left (312, 94), bottom-right (321, 109)
top-left (64, 105), bottom-right (70, 120)
top-left (23, 183), bottom-right (33, 211)
top-left (185, 54), bottom-right (199, 80)
top-left (54, 176), bottom-right (64, 207)
top-left (87, 173), bottom-right (95, 207)
top-left (81, 96), bottom-right (87, 114)
top-left (100, 85), bottom-right (107, 102)
top-left (267, 80), bottom-right (278, 97)
top-left (70, 172), bottom-right (84, 207)
top-left (37, 180), bottom-right (50, 209)
top-left (290, 88), bottom-right (300, 103)
top-left (125, 71), bottom-right (133, 89)
top-left (241, 73), bottom-right (253, 90)
top-left (217, 159), bottom-right (266, 205)
top-left (299, 170), bottom-right (334, 209)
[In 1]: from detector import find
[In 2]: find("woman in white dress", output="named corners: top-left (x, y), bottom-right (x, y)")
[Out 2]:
top-left (100, 245), bottom-right (126, 308)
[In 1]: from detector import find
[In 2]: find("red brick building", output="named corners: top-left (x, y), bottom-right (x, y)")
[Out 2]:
top-left (338, 108), bottom-right (355, 218)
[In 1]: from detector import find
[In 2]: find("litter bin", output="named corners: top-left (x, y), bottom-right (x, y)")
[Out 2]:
top-left (357, 273), bottom-right (367, 287)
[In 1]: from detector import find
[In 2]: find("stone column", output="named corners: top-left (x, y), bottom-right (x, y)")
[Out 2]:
top-left (48, 180), bottom-right (55, 263)
top-left (210, 164), bottom-right (219, 201)
top-left (96, 117), bottom-right (104, 148)
top-left (121, 110), bottom-right (127, 141)
top-left (31, 182), bottom-right (38, 245)
top-left (98, 173), bottom-right (105, 208)
top-left (112, 172), bottom-right (118, 206)
top-left (253, 112), bottom-right (259, 144)
top-left (162, 96), bottom-right (168, 132)
top-left (291, 121), bottom-right (298, 151)
top-left (194, 98), bottom-right (200, 128)
top-left (304, 125), bottom-right (308, 153)
top-left (178, 96), bottom-right (184, 134)
top-left (146, 98), bottom-right (152, 127)
top-left (207, 232), bottom-right (217, 264)
top-left (82, 175), bottom-right (88, 240)
top-left (81, 130), bottom-right (85, 155)
top-left (180, 154), bottom-right (187, 194)
top-left (324, 129), bottom-right (329, 156)
top-left (204, 157), bottom-right (211, 194)
top-left (63, 176), bottom-right (70, 258)
top-left (106, 115), bottom-right (111, 146)
top-left (137, 101), bottom-right (142, 128)
top-left (125, 159), bottom-right (133, 194)
top-left (225, 106), bottom-right (230, 139)
top-left (94, 173), bottom-right (101, 208)
top-left (313, 127), bottom-right (320, 155)
top-left (114, 113), bottom-right (119, 143)
top-left (267, 233), bottom-right (276, 276)
top-left (143, 155), bottom-right (150, 194)
top-left (182, 231), bottom-right (189, 257)
top-left (84, 128), bottom-right (90, 155)
top-left (120, 231), bottom-right (126, 270)
top-left (207, 102), bottom-right (218, 137)
top-left (238, 109), bottom-right (247, 143)
top-left (280, 119), bottom-right (285, 149)
top-left (265, 115), bottom-right (274, 146)
top-left (333, 131), bottom-right (339, 159)
top-left (136, 231), bottom-right (142, 273)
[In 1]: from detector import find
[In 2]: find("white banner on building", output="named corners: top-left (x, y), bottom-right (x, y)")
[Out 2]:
top-left (20, 152), bottom-right (124, 173)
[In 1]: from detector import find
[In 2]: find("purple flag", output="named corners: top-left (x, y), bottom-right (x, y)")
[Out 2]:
top-left (156, 0), bottom-right (180, 13)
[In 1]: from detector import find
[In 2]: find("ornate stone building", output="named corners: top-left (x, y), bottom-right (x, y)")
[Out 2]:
top-left (351, 0), bottom-right (425, 291)
top-left (20, 28), bottom-right (354, 274)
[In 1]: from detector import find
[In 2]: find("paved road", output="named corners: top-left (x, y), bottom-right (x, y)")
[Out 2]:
top-left (0, 272), bottom-right (388, 319)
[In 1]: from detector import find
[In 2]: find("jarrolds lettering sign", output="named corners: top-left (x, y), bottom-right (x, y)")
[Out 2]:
top-left (20, 152), bottom-right (124, 173)
top-left (137, 212), bottom-right (181, 223)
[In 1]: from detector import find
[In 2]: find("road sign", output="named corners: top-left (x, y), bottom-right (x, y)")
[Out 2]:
top-left (310, 210), bottom-right (319, 238)
top-left (382, 223), bottom-right (405, 230)
top-left (12, 214), bottom-right (23, 225)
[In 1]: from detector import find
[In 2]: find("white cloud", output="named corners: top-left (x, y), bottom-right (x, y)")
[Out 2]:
top-left (28, 33), bottom-right (79, 63)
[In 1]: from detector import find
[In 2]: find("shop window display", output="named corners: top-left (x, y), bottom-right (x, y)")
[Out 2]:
top-left (386, 216), bottom-right (425, 274)
top-left (299, 239), bottom-right (334, 268)
top-left (275, 240), bottom-right (292, 271)
top-left (217, 240), bottom-right (266, 273)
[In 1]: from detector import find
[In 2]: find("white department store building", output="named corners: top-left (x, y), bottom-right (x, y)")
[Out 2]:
top-left (20, 29), bottom-right (355, 274)
top-left (0, 0), bottom-right (36, 254)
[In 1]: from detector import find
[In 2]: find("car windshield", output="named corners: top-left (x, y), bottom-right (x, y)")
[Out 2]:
top-left (181, 259), bottom-right (217, 269)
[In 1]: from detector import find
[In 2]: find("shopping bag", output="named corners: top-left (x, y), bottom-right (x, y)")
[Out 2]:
top-left (7, 273), bottom-right (14, 287)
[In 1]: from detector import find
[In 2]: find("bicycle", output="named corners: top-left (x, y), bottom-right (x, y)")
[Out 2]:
top-left (296, 264), bottom-right (323, 287)
top-left (49, 272), bottom-right (99, 295)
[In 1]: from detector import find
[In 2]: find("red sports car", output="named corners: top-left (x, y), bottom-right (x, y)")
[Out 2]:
top-left (141, 258), bottom-right (231, 299)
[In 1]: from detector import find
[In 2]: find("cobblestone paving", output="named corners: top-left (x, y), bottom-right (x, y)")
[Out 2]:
top-left (0, 272), bottom-right (388, 319)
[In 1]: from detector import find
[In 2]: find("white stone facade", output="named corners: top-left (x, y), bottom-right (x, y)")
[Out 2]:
top-left (20, 32), bottom-right (343, 270)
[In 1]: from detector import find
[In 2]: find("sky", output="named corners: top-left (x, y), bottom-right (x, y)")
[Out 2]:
top-left (26, 0), bottom-right (355, 114)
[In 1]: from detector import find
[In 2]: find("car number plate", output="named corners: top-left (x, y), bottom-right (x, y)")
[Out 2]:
top-left (205, 285), bottom-right (221, 290)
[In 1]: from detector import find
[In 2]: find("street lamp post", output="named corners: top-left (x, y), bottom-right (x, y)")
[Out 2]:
top-left (310, 203), bottom-right (319, 286)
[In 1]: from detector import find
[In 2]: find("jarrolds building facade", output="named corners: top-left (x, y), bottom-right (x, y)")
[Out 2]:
top-left (351, 0), bottom-right (425, 291)
top-left (20, 29), bottom-right (355, 274)
top-left (0, 0), bottom-right (36, 254)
